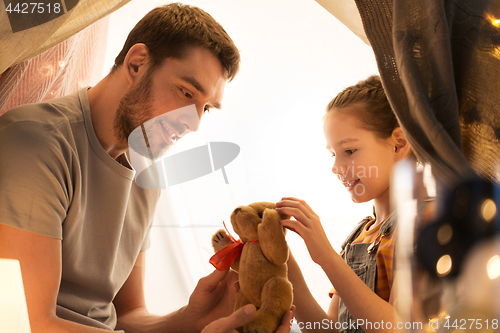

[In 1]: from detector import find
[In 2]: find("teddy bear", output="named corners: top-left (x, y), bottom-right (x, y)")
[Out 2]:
top-left (210, 202), bottom-right (293, 333)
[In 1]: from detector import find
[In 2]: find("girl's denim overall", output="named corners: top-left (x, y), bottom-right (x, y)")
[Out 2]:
top-left (337, 214), bottom-right (396, 333)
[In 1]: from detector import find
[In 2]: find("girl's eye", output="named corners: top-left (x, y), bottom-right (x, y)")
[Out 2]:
top-left (182, 89), bottom-right (192, 98)
top-left (345, 149), bottom-right (357, 155)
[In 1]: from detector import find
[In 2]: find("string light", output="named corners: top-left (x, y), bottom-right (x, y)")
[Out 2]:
top-left (486, 14), bottom-right (500, 27)
top-left (437, 254), bottom-right (452, 276)
top-left (437, 224), bottom-right (453, 245)
top-left (487, 255), bottom-right (500, 280)
top-left (481, 198), bottom-right (497, 222)
top-left (39, 64), bottom-right (54, 78)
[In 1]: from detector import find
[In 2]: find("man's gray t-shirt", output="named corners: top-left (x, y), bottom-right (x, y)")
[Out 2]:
top-left (0, 88), bottom-right (160, 330)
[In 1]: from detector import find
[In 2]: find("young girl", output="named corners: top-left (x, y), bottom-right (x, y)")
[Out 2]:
top-left (276, 75), bottom-right (412, 333)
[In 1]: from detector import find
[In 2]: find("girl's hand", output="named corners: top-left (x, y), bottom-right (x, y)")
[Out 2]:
top-left (276, 197), bottom-right (334, 265)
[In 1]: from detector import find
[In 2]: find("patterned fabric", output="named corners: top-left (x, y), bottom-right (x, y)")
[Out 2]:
top-left (0, 18), bottom-right (109, 116)
top-left (329, 218), bottom-right (396, 302)
top-left (0, 0), bottom-right (130, 74)
top-left (350, 219), bottom-right (396, 301)
top-left (354, 0), bottom-right (500, 188)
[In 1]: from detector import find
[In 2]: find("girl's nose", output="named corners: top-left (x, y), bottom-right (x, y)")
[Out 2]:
top-left (331, 157), bottom-right (345, 176)
top-left (332, 165), bottom-right (347, 176)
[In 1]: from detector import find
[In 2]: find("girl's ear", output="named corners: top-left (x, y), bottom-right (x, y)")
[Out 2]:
top-left (122, 43), bottom-right (149, 85)
top-left (391, 127), bottom-right (412, 159)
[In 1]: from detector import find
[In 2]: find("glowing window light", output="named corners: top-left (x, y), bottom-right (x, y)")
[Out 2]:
top-left (436, 254), bottom-right (452, 277)
top-left (487, 255), bottom-right (500, 280)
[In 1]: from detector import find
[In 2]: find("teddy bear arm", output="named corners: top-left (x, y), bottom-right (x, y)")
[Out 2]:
top-left (260, 239), bottom-right (289, 266)
top-left (211, 229), bottom-right (236, 252)
top-left (258, 210), bottom-right (289, 266)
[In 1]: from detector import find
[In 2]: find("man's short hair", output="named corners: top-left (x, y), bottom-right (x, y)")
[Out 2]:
top-left (112, 3), bottom-right (240, 81)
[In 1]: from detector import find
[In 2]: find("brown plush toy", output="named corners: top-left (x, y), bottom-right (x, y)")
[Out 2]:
top-left (210, 202), bottom-right (293, 333)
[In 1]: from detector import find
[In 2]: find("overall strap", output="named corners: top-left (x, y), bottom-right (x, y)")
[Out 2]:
top-left (379, 212), bottom-right (397, 236)
top-left (365, 212), bottom-right (397, 254)
top-left (340, 217), bottom-right (373, 252)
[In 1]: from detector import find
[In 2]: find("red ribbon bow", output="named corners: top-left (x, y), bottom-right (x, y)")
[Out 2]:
top-left (210, 221), bottom-right (256, 271)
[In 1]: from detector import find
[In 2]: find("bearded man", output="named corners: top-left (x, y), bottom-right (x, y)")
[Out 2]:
top-left (0, 3), bottom-right (292, 333)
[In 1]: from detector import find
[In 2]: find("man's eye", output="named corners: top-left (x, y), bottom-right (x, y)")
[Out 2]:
top-left (182, 89), bottom-right (192, 98)
top-left (203, 108), bottom-right (210, 114)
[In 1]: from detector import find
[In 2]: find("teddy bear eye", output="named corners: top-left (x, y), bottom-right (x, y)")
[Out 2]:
top-left (257, 212), bottom-right (263, 218)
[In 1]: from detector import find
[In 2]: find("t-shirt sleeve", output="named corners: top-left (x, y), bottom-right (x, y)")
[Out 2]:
top-left (139, 189), bottom-right (160, 252)
top-left (0, 117), bottom-right (73, 239)
top-left (140, 228), bottom-right (152, 252)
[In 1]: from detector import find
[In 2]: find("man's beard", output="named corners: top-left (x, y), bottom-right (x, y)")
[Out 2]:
top-left (114, 67), bottom-right (179, 160)
top-left (114, 68), bottom-right (154, 145)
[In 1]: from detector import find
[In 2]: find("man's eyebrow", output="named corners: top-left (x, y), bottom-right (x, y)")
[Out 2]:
top-left (180, 75), bottom-right (222, 110)
top-left (181, 75), bottom-right (206, 95)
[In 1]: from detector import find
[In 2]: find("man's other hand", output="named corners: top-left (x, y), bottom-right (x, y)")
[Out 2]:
top-left (201, 304), bottom-right (256, 333)
top-left (201, 304), bottom-right (296, 333)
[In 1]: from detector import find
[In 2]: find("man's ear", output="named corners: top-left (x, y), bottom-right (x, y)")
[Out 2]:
top-left (392, 127), bottom-right (412, 159)
top-left (122, 43), bottom-right (149, 85)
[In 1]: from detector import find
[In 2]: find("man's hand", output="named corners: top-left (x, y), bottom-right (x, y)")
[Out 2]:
top-left (201, 305), bottom-right (296, 333)
top-left (277, 306), bottom-right (295, 333)
top-left (201, 304), bottom-right (256, 333)
top-left (186, 269), bottom-right (240, 331)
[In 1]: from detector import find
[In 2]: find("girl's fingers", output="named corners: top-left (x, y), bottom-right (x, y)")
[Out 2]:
top-left (277, 197), bottom-right (315, 218)
top-left (280, 219), bottom-right (306, 236)
top-left (297, 199), bottom-right (314, 215)
top-left (275, 206), bottom-right (310, 226)
top-left (276, 200), bottom-right (307, 215)
top-left (280, 196), bottom-right (299, 201)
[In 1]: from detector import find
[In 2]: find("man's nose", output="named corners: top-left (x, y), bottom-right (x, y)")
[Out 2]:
top-left (178, 104), bottom-right (201, 133)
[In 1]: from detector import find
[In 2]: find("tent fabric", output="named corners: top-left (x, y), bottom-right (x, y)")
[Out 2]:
top-left (353, 0), bottom-right (500, 188)
top-left (0, 0), bottom-right (130, 75)
top-left (0, 17), bottom-right (109, 116)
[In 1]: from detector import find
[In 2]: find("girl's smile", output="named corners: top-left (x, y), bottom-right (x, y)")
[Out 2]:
top-left (342, 178), bottom-right (361, 190)
top-left (324, 107), bottom-right (400, 204)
